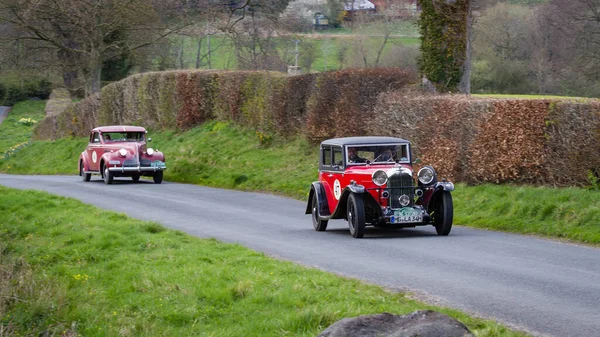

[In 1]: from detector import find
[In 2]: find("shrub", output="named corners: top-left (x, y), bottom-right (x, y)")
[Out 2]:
top-left (0, 78), bottom-right (52, 106)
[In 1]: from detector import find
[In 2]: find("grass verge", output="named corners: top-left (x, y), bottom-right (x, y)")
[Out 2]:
top-left (0, 100), bottom-right (47, 155)
top-left (0, 186), bottom-right (528, 336)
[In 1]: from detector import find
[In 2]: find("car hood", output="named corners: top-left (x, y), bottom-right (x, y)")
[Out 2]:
top-left (344, 164), bottom-right (413, 184)
top-left (106, 142), bottom-right (147, 155)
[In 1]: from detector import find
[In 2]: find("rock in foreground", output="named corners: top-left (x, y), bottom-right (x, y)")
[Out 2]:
top-left (317, 310), bottom-right (473, 337)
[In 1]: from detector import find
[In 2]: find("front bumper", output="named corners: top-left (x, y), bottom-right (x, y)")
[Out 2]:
top-left (108, 160), bottom-right (166, 173)
top-left (108, 166), bottom-right (166, 173)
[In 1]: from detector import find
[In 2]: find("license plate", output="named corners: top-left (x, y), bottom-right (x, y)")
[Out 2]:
top-left (151, 161), bottom-right (166, 169)
top-left (391, 208), bottom-right (423, 224)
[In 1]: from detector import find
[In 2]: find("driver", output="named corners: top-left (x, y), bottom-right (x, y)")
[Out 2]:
top-left (348, 147), bottom-right (366, 163)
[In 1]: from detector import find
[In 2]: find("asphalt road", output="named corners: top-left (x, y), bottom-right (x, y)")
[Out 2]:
top-left (1, 174), bottom-right (599, 337)
top-left (0, 106), bottom-right (10, 125)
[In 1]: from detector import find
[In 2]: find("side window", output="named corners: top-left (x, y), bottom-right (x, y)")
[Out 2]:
top-left (92, 132), bottom-right (100, 143)
top-left (333, 147), bottom-right (343, 168)
top-left (322, 146), bottom-right (332, 167)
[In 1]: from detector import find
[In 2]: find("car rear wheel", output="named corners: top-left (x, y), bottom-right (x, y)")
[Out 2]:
top-left (311, 194), bottom-right (328, 231)
top-left (80, 162), bottom-right (91, 182)
top-left (153, 171), bottom-right (163, 184)
top-left (132, 175), bottom-right (140, 183)
top-left (347, 193), bottom-right (365, 238)
top-left (432, 191), bottom-right (453, 236)
top-left (103, 165), bottom-right (113, 185)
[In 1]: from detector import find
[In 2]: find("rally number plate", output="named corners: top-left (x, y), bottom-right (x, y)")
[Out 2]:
top-left (391, 208), bottom-right (423, 224)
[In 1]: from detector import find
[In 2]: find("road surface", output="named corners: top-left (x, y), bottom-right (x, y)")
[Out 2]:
top-left (0, 106), bottom-right (10, 125)
top-left (0, 174), bottom-right (599, 337)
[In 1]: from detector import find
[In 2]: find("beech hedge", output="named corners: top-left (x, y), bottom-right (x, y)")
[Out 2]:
top-left (32, 68), bottom-right (599, 186)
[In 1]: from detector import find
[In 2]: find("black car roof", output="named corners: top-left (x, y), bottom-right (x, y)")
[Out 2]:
top-left (321, 136), bottom-right (410, 146)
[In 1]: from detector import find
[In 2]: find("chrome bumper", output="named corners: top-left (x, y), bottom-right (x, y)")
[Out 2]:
top-left (108, 166), bottom-right (166, 173)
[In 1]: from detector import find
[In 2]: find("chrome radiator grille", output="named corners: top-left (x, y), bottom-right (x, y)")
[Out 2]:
top-left (388, 172), bottom-right (414, 208)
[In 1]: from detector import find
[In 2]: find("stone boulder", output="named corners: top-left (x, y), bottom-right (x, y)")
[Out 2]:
top-left (317, 310), bottom-right (473, 337)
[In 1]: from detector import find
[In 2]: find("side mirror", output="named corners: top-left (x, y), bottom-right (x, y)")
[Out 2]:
top-left (148, 138), bottom-right (152, 142)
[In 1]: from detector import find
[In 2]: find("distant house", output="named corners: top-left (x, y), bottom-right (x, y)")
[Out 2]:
top-left (343, 0), bottom-right (376, 19)
top-left (370, 0), bottom-right (419, 17)
top-left (344, 0), bottom-right (376, 12)
top-left (313, 13), bottom-right (330, 30)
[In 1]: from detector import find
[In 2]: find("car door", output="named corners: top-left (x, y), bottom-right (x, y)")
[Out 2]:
top-left (87, 132), bottom-right (102, 172)
top-left (320, 145), bottom-right (344, 214)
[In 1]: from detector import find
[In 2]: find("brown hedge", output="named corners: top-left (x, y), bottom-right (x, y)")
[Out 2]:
top-left (545, 101), bottom-right (600, 186)
top-left (370, 93), bottom-right (600, 186)
top-left (306, 68), bottom-right (417, 142)
top-left (32, 68), bottom-right (599, 187)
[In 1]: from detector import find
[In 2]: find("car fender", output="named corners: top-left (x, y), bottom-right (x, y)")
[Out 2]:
top-left (434, 181), bottom-right (455, 192)
top-left (150, 151), bottom-right (165, 162)
top-left (427, 183), bottom-right (454, 213)
top-left (79, 151), bottom-right (90, 171)
top-left (305, 182), bottom-right (330, 216)
top-left (330, 184), bottom-right (369, 219)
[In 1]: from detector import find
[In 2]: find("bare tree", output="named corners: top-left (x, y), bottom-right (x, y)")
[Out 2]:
top-left (0, 0), bottom-right (204, 95)
top-left (543, 0), bottom-right (600, 83)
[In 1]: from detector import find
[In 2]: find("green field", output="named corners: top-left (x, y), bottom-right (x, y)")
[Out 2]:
top-left (174, 30), bottom-right (420, 73)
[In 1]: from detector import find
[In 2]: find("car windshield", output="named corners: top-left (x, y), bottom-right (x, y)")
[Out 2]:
top-left (347, 144), bottom-right (410, 165)
top-left (103, 132), bottom-right (145, 142)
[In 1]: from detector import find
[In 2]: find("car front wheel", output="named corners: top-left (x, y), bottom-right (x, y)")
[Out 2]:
top-left (347, 193), bottom-right (365, 238)
top-left (132, 175), bottom-right (140, 183)
top-left (103, 165), bottom-right (113, 185)
top-left (80, 162), bottom-right (91, 182)
top-left (153, 171), bottom-right (163, 184)
top-left (312, 195), bottom-right (328, 231)
top-left (432, 191), bottom-right (453, 236)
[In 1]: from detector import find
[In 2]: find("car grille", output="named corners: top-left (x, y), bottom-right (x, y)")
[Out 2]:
top-left (123, 159), bottom-right (152, 167)
top-left (123, 158), bottom-right (151, 167)
top-left (388, 172), bottom-right (414, 208)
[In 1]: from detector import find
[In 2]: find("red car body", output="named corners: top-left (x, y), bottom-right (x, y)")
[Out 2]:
top-left (306, 137), bottom-right (454, 238)
top-left (78, 125), bottom-right (166, 184)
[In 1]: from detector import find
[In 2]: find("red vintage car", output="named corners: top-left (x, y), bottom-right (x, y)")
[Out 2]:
top-left (306, 137), bottom-right (454, 238)
top-left (78, 126), bottom-right (166, 184)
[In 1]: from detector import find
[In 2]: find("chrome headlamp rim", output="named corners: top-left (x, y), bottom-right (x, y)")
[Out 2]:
top-left (418, 166), bottom-right (437, 185)
top-left (147, 148), bottom-right (155, 156)
top-left (399, 194), bottom-right (411, 207)
top-left (372, 170), bottom-right (388, 186)
top-left (118, 148), bottom-right (128, 157)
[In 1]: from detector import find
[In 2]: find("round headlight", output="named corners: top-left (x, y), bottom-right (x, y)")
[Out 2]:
top-left (399, 194), bottom-right (411, 207)
top-left (118, 148), bottom-right (128, 157)
top-left (372, 170), bottom-right (388, 186)
top-left (418, 166), bottom-right (436, 185)
top-left (147, 148), bottom-right (154, 156)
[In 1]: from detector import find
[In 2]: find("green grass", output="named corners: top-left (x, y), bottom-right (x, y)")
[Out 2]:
top-left (0, 100), bottom-right (47, 154)
top-left (454, 184), bottom-right (600, 244)
top-left (175, 33), bottom-right (420, 72)
top-left (0, 186), bottom-right (529, 337)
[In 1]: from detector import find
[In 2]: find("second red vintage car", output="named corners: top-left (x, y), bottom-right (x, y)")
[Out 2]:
top-left (306, 136), bottom-right (454, 238)
top-left (78, 126), bottom-right (166, 184)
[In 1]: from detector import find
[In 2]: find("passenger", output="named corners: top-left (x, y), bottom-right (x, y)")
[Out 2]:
top-left (379, 149), bottom-right (394, 161)
top-left (104, 133), bottom-right (111, 142)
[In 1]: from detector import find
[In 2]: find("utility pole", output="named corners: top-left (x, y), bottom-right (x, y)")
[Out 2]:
top-left (207, 21), bottom-right (212, 69)
top-left (294, 40), bottom-right (299, 67)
